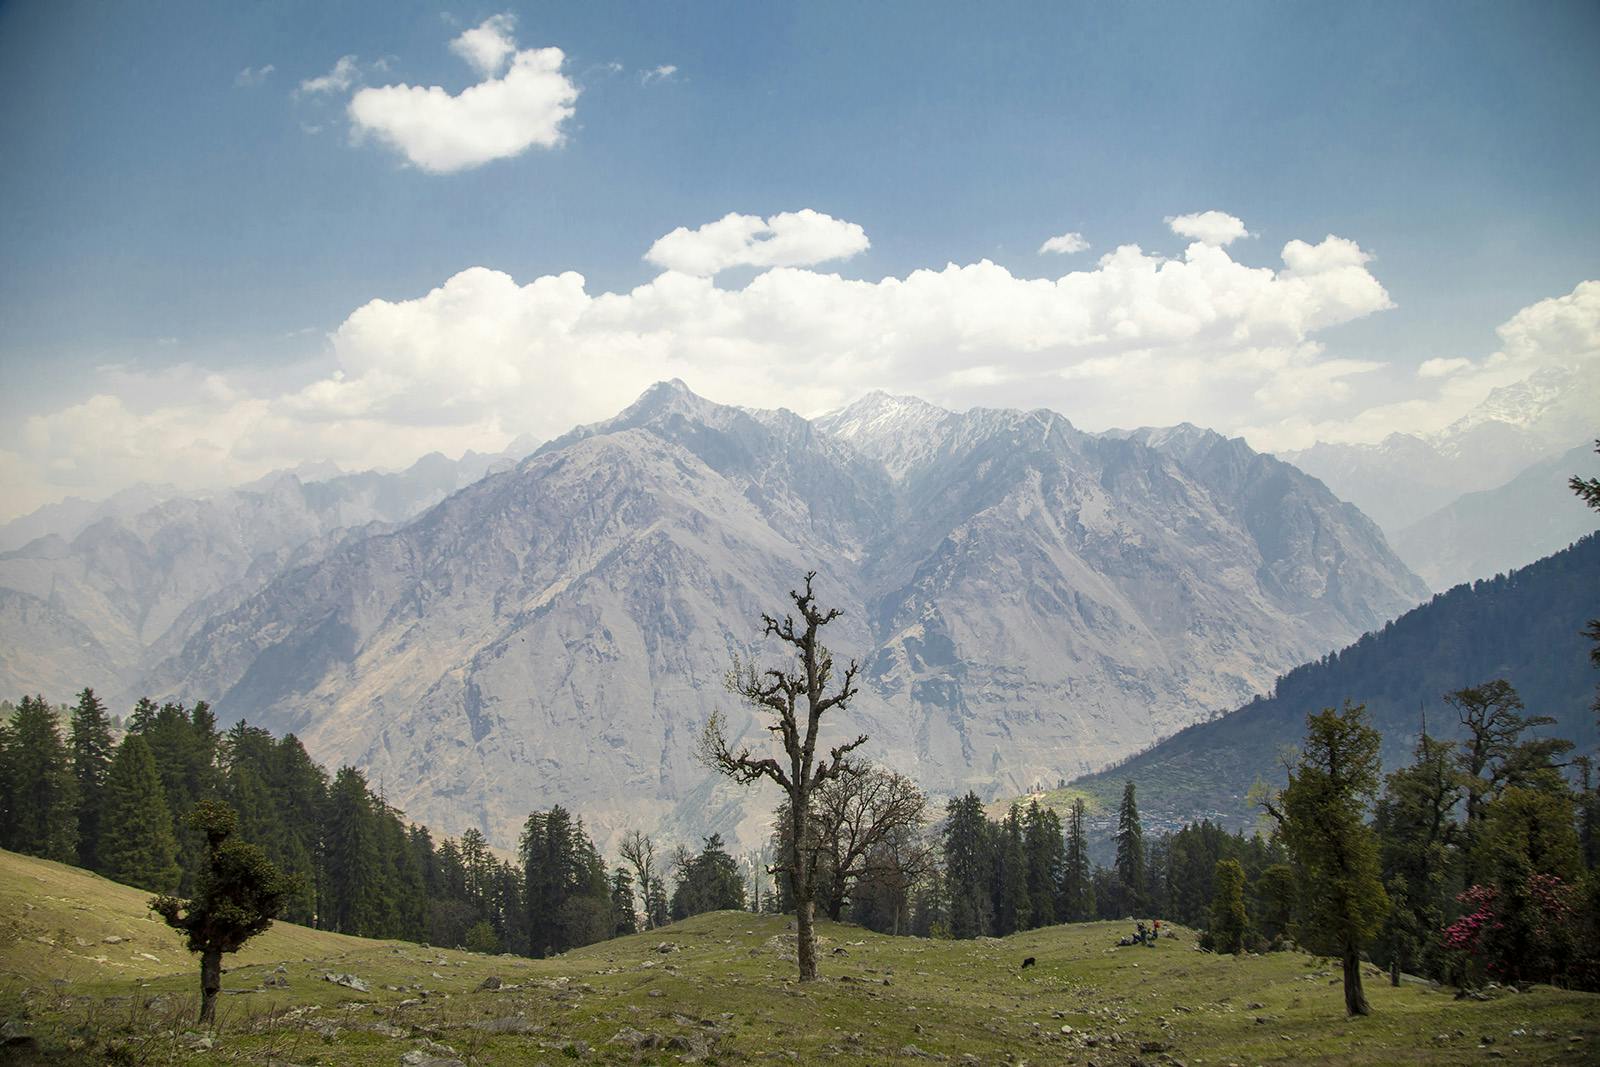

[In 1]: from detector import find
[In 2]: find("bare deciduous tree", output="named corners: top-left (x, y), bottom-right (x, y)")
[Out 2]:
top-left (812, 764), bottom-right (926, 921)
top-left (618, 829), bottom-right (661, 930)
top-left (699, 571), bottom-right (866, 981)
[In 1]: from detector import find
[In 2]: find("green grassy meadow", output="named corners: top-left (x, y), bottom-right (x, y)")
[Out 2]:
top-left (2, 849), bottom-right (1596, 1065)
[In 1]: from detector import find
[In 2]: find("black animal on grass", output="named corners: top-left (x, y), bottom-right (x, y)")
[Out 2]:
top-left (1021, 956), bottom-right (1036, 969)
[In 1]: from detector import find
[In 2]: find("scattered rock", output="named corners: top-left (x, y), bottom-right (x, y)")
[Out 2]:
top-left (657, 941), bottom-right (680, 954)
top-left (608, 1026), bottom-right (660, 1049)
top-left (666, 1033), bottom-right (709, 1055)
top-left (324, 972), bottom-right (370, 992)
top-left (475, 975), bottom-right (503, 991)
top-left (900, 1043), bottom-right (930, 1058)
top-left (399, 1053), bottom-right (463, 1067)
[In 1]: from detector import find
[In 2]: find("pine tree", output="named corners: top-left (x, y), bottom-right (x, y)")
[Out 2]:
top-left (1022, 800), bottom-right (1063, 928)
top-left (100, 735), bottom-right (181, 892)
top-left (611, 867), bottom-right (638, 936)
top-left (1114, 781), bottom-right (1145, 916)
top-left (6, 695), bottom-right (78, 862)
top-left (1374, 731), bottom-right (1458, 979)
top-left (941, 793), bottom-right (994, 938)
top-left (322, 766), bottom-right (381, 935)
top-left (68, 688), bottom-right (114, 871)
top-left (1061, 797), bottom-right (1094, 922)
top-left (1265, 701), bottom-right (1390, 1016)
top-left (993, 806), bottom-right (1031, 935)
top-left (1449, 680), bottom-right (1567, 886)
top-left (671, 833), bottom-right (747, 918)
top-left (1207, 858), bottom-right (1248, 954)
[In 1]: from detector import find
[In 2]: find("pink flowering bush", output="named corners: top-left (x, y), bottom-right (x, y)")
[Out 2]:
top-left (1443, 876), bottom-right (1577, 985)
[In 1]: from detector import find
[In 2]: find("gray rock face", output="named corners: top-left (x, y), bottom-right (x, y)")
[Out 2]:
top-left (0, 447), bottom-right (531, 702)
top-left (145, 382), bottom-right (1426, 851)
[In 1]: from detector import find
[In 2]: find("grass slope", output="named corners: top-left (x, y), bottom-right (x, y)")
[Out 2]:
top-left (4, 849), bottom-right (1598, 1064)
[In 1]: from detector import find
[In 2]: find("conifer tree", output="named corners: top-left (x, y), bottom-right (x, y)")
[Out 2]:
top-left (1061, 797), bottom-right (1094, 922)
top-left (5, 695), bottom-right (77, 862)
top-left (1265, 701), bottom-right (1390, 1016)
top-left (1022, 800), bottom-right (1063, 927)
top-left (942, 792), bottom-right (994, 938)
top-left (671, 833), bottom-right (746, 918)
top-left (100, 735), bottom-right (181, 892)
top-left (1374, 731), bottom-right (1458, 979)
top-left (993, 806), bottom-right (1031, 935)
top-left (154, 800), bottom-right (292, 1025)
top-left (611, 868), bottom-right (638, 936)
top-left (1114, 780), bottom-right (1145, 915)
top-left (1448, 680), bottom-right (1566, 885)
top-left (322, 766), bottom-right (381, 935)
top-left (68, 688), bottom-right (114, 871)
top-left (1207, 857), bottom-right (1248, 954)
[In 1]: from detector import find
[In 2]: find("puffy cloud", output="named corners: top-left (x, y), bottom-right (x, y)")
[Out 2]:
top-left (449, 13), bottom-right (517, 76)
top-left (1240, 280), bottom-right (1600, 450)
top-left (347, 20), bottom-right (578, 173)
top-left (1039, 231), bottom-right (1090, 255)
top-left (1167, 210), bottom-right (1252, 246)
top-left (22, 217), bottom-right (1596, 522)
top-left (298, 55), bottom-right (360, 96)
top-left (645, 210), bottom-right (871, 275)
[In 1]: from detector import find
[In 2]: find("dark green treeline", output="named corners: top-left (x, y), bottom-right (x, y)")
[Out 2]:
top-left (0, 690), bottom-right (630, 957)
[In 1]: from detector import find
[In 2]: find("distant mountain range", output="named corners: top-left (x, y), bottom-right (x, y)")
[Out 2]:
top-left (107, 382), bottom-right (1428, 851)
top-left (1281, 362), bottom-right (1597, 536)
top-left (1392, 441), bottom-right (1599, 591)
top-left (0, 445), bottom-right (533, 701)
top-left (1070, 533), bottom-right (1600, 829)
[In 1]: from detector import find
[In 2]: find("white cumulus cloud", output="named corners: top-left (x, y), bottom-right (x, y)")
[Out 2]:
top-left (1039, 231), bottom-right (1090, 255)
top-left (449, 13), bottom-right (517, 76)
top-left (1167, 210), bottom-right (1252, 247)
top-left (347, 17), bottom-right (578, 173)
top-left (18, 216), bottom-right (1595, 523)
top-left (645, 210), bottom-right (871, 275)
top-left (641, 64), bottom-right (678, 84)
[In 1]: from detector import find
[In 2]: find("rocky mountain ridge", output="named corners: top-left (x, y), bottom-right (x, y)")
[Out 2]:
top-left (138, 382), bottom-right (1428, 851)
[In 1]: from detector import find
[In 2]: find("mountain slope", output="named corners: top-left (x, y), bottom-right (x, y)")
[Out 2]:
top-left (1392, 440), bottom-right (1600, 590)
top-left (0, 446), bottom-right (531, 702)
top-left (144, 383), bottom-right (1426, 850)
top-left (1070, 533), bottom-right (1600, 827)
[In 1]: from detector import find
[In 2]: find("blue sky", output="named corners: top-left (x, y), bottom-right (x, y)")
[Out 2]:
top-left (1, 1), bottom-right (1597, 516)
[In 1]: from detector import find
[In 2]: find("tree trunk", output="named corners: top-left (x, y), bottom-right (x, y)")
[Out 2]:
top-left (796, 897), bottom-right (818, 982)
top-left (1390, 957), bottom-right (1400, 987)
top-left (1343, 945), bottom-right (1370, 1016)
top-left (199, 948), bottom-right (222, 1026)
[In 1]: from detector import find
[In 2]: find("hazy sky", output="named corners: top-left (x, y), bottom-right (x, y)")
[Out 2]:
top-left (2, 1), bottom-right (1598, 519)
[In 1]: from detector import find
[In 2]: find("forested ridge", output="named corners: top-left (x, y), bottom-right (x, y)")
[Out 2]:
top-left (1075, 532), bottom-right (1600, 821)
